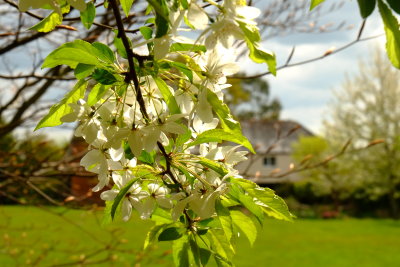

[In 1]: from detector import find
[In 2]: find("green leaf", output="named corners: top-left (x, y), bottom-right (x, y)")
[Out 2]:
top-left (147, 0), bottom-right (170, 38)
top-left (138, 150), bottom-right (157, 165)
top-left (92, 69), bottom-right (118, 85)
top-left (188, 238), bottom-right (201, 266)
top-left (231, 178), bottom-right (293, 221)
top-left (387, 0), bottom-right (400, 14)
top-left (208, 230), bottom-right (234, 267)
top-left (310, 0), bottom-right (326, 10)
top-left (199, 247), bottom-right (212, 266)
top-left (140, 26), bottom-right (153, 40)
top-left (169, 61), bottom-right (193, 82)
top-left (92, 42), bottom-right (116, 64)
top-left (74, 63), bottom-right (95, 79)
top-left (152, 207), bottom-right (174, 224)
top-left (111, 177), bottom-right (140, 220)
top-left (230, 210), bottom-right (257, 246)
top-left (215, 201), bottom-right (234, 246)
top-left (35, 79), bottom-right (87, 130)
top-left (144, 224), bottom-right (170, 249)
top-left (29, 11), bottom-right (62, 32)
top-left (170, 43), bottom-right (207, 53)
top-left (121, 0), bottom-right (134, 17)
top-left (67, 0), bottom-right (86, 11)
top-left (180, 0), bottom-right (189, 9)
top-left (19, 0), bottom-right (59, 12)
top-left (357, 0), bottom-right (376, 18)
top-left (228, 184), bottom-right (264, 225)
top-left (378, 0), bottom-right (400, 68)
top-left (247, 43), bottom-right (276, 75)
top-left (153, 76), bottom-right (181, 114)
top-left (42, 40), bottom-right (102, 69)
top-left (80, 2), bottom-right (96, 29)
top-left (172, 234), bottom-right (190, 267)
top-left (175, 125), bottom-right (192, 148)
top-left (238, 21), bottom-right (276, 75)
top-left (188, 129), bottom-right (254, 152)
top-left (146, 0), bottom-right (170, 21)
top-left (101, 200), bottom-right (113, 226)
top-left (158, 227), bottom-right (184, 241)
top-left (207, 89), bottom-right (255, 153)
top-left (110, 166), bottom-right (156, 221)
top-left (87, 83), bottom-right (110, 106)
top-left (195, 157), bottom-right (229, 177)
top-left (238, 22), bottom-right (260, 43)
top-left (155, 14), bottom-right (170, 38)
top-left (113, 30), bottom-right (131, 59)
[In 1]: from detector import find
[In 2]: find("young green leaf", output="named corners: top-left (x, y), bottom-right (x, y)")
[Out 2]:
top-left (207, 89), bottom-right (255, 153)
top-left (42, 40), bottom-right (102, 69)
top-left (74, 63), bottom-right (95, 79)
top-left (80, 2), bottom-right (96, 29)
top-left (215, 201), bottom-right (234, 245)
top-left (140, 26), bottom-right (153, 40)
top-left (172, 234), bottom-right (190, 267)
top-left (175, 125), bottom-right (192, 148)
top-left (158, 227), bottom-right (184, 241)
top-left (238, 20), bottom-right (276, 75)
top-left (110, 166), bottom-right (156, 221)
top-left (29, 11), bottom-right (63, 32)
top-left (230, 210), bottom-right (257, 246)
top-left (357, 0), bottom-right (376, 18)
top-left (147, 0), bottom-right (170, 38)
top-left (92, 69), bottom-right (118, 85)
top-left (194, 157), bottom-right (229, 177)
top-left (113, 30), bottom-right (132, 59)
top-left (138, 150), bottom-right (157, 165)
top-left (169, 61), bottom-right (193, 82)
top-left (121, 0), bottom-right (135, 17)
top-left (228, 184), bottom-right (264, 224)
top-left (310, 0), bottom-right (326, 10)
top-left (19, 0), bottom-right (59, 12)
top-left (231, 178), bottom-right (293, 221)
top-left (247, 42), bottom-right (276, 75)
top-left (110, 177), bottom-right (140, 220)
top-left (153, 76), bottom-right (181, 114)
top-left (35, 79), bottom-right (87, 130)
top-left (378, 0), bottom-right (400, 69)
top-left (188, 129), bottom-right (254, 153)
top-left (199, 248), bottom-right (212, 266)
top-left (170, 43), bottom-right (207, 53)
top-left (387, 0), bottom-right (400, 14)
top-left (92, 42), bottom-right (116, 64)
top-left (101, 200), bottom-right (113, 226)
top-left (208, 230), bottom-right (234, 267)
top-left (144, 224), bottom-right (171, 249)
top-left (67, 0), bottom-right (86, 11)
top-left (87, 83), bottom-right (110, 106)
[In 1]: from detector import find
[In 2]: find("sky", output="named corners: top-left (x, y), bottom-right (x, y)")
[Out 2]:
top-left (243, 0), bottom-right (386, 134)
top-left (18, 0), bottom-right (389, 141)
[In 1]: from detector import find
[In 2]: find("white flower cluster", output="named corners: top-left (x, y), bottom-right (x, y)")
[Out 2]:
top-left (62, 0), bottom-right (261, 221)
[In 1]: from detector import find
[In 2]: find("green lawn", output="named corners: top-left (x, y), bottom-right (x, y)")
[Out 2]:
top-left (1, 206), bottom-right (399, 266)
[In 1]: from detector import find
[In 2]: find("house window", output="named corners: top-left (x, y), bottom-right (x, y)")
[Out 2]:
top-left (263, 156), bottom-right (276, 167)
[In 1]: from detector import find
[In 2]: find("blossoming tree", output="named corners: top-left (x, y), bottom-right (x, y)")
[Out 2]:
top-left (18, 0), bottom-right (400, 266)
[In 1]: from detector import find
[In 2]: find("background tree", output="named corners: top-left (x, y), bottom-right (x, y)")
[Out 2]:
top-left (324, 49), bottom-right (400, 218)
top-left (226, 74), bottom-right (281, 120)
top-left (292, 136), bottom-right (359, 212)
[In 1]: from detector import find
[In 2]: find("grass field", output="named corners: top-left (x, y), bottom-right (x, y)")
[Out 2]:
top-left (1, 206), bottom-right (399, 266)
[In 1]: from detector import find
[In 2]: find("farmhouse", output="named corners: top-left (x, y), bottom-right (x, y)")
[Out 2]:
top-left (236, 119), bottom-right (313, 185)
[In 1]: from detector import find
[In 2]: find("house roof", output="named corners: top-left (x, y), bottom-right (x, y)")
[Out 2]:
top-left (240, 119), bottom-right (313, 154)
